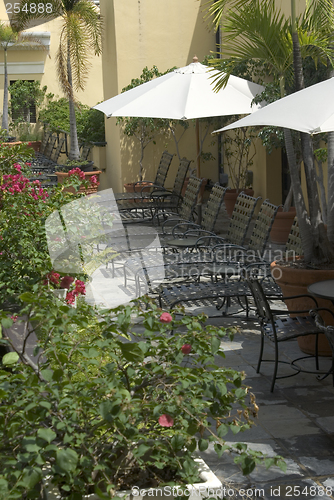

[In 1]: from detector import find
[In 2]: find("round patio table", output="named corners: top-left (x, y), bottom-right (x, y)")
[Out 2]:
top-left (307, 280), bottom-right (334, 304)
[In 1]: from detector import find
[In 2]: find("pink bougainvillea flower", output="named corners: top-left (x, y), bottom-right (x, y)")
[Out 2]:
top-left (181, 344), bottom-right (192, 355)
top-left (159, 312), bottom-right (172, 323)
top-left (90, 175), bottom-right (99, 185)
top-left (158, 414), bottom-right (174, 427)
top-left (74, 279), bottom-right (86, 295)
top-left (60, 275), bottom-right (75, 289)
top-left (65, 291), bottom-right (76, 304)
top-left (47, 270), bottom-right (60, 285)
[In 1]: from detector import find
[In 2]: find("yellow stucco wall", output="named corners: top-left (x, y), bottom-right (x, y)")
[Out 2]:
top-left (99, 0), bottom-right (218, 193)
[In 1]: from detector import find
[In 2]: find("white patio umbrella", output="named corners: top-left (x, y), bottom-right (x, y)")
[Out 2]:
top-left (93, 57), bottom-right (265, 175)
top-left (213, 77), bottom-right (334, 135)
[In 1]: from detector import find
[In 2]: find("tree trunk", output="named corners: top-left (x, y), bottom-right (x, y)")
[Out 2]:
top-left (2, 48), bottom-right (8, 132)
top-left (67, 41), bottom-right (80, 160)
top-left (327, 65), bottom-right (334, 245)
top-left (291, 26), bottom-right (334, 264)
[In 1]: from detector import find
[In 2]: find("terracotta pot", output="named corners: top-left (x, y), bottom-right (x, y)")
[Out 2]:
top-left (27, 140), bottom-right (41, 152)
top-left (56, 171), bottom-right (101, 195)
top-left (270, 259), bottom-right (334, 356)
top-left (124, 181), bottom-right (153, 193)
top-left (270, 206), bottom-right (296, 244)
top-left (2, 141), bottom-right (22, 147)
top-left (224, 188), bottom-right (254, 217)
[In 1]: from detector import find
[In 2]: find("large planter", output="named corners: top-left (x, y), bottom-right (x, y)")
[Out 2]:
top-left (45, 458), bottom-right (222, 500)
top-left (124, 181), bottom-right (153, 193)
top-left (56, 171), bottom-right (101, 195)
top-left (270, 259), bottom-right (334, 356)
top-left (27, 140), bottom-right (41, 152)
top-left (270, 206), bottom-right (296, 244)
top-left (224, 188), bottom-right (254, 217)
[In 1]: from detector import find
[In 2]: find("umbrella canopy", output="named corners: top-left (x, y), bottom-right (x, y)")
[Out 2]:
top-left (93, 57), bottom-right (265, 174)
top-left (214, 77), bottom-right (334, 135)
top-left (94, 59), bottom-right (265, 120)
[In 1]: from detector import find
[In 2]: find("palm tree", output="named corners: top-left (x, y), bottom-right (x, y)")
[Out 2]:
top-left (13, 0), bottom-right (103, 159)
top-left (0, 23), bottom-right (45, 133)
top-left (206, 0), bottom-right (334, 265)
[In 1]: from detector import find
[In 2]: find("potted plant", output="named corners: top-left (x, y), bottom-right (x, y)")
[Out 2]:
top-left (56, 161), bottom-right (101, 195)
top-left (0, 293), bottom-right (286, 498)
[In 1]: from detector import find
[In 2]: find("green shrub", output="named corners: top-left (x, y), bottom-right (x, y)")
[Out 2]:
top-left (39, 98), bottom-right (105, 144)
top-left (0, 294), bottom-right (286, 499)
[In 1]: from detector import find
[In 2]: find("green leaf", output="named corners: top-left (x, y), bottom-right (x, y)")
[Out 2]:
top-left (37, 428), bottom-right (57, 444)
top-left (56, 448), bottom-right (78, 472)
top-left (217, 423), bottom-right (229, 438)
top-left (22, 438), bottom-right (41, 453)
top-left (41, 369), bottom-right (53, 382)
top-left (198, 439), bottom-right (209, 451)
top-left (211, 336), bottom-right (221, 354)
top-left (120, 342), bottom-right (144, 362)
top-left (171, 435), bottom-right (185, 451)
top-left (133, 444), bottom-right (151, 457)
top-left (99, 401), bottom-right (113, 421)
top-left (2, 352), bottom-right (19, 366)
top-left (235, 387), bottom-right (246, 399)
top-left (20, 467), bottom-right (42, 489)
top-left (1, 318), bottom-right (13, 329)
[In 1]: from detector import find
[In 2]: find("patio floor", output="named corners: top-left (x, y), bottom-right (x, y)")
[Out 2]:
top-left (84, 204), bottom-right (334, 500)
top-left (198, 312), bottom-right (334, 500)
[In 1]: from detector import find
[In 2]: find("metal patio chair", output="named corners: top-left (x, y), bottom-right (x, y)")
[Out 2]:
top-left (108, 176), bottom-right (205, 280)
top-left (118, 157), bottom-right (191, 223)
top-left (310, 310), bottom-right (334, 385)
top-left (125, 195), bottom-right (273, 297)
top-left (246, 275), bottom-right (334, 392)
top-left (157, 199), bottom-right (280, 310)
top-left (116, 150), bottom-right (174, 205)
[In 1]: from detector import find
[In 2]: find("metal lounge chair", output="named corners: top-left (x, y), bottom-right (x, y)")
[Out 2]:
top-left (162, 189), bottom-right (257, 250)
top-left (115, 151), bottom-right (174, 204)
top-left (246, 275), bottom-right (334, 392)
top-left (161, 184), bottom-right (228, 249)
top-left (118, 157), bottom-right (191, 223)
top-left (157, 199), bottom-right (281, 312)
top-left (123, 183), bottom-right (227, 293)
top-left (124, 193), bottom-right (267, 296)
top-left (108, 176), bottom-right (205, 280)
top-left (29, 137), bottom-right (67, 187)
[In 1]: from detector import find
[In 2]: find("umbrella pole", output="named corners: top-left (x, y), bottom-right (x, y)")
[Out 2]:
top-left (196, 118), bottom-right (200, 177)
top-left (195, 118), bottom-right (203, 225)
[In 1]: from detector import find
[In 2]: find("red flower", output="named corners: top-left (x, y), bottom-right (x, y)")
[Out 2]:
top-left (159, 312), bottom-right (172, 323)
top-left (158, 414), bottom-right (174, 427)
top-left (181, 344), bottom-right (192, 355)
top-left (90, 175), bottom-right (99, 185)
top-left (65, 291), bottom-right (76, 304)
top-left (60, 275), bottom-right (75, 289)
top-left (74, 279), bottom-right (86, 295)
top-left (45, 270), bottom-right (60, 285)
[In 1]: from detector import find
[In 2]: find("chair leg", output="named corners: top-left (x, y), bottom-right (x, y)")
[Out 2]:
top-left (256, 331), bottom-right (264, 374)
top-left (271, 341), bottom-right (279, 393)
top-left (315, 333), bottom-right (319, 371)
